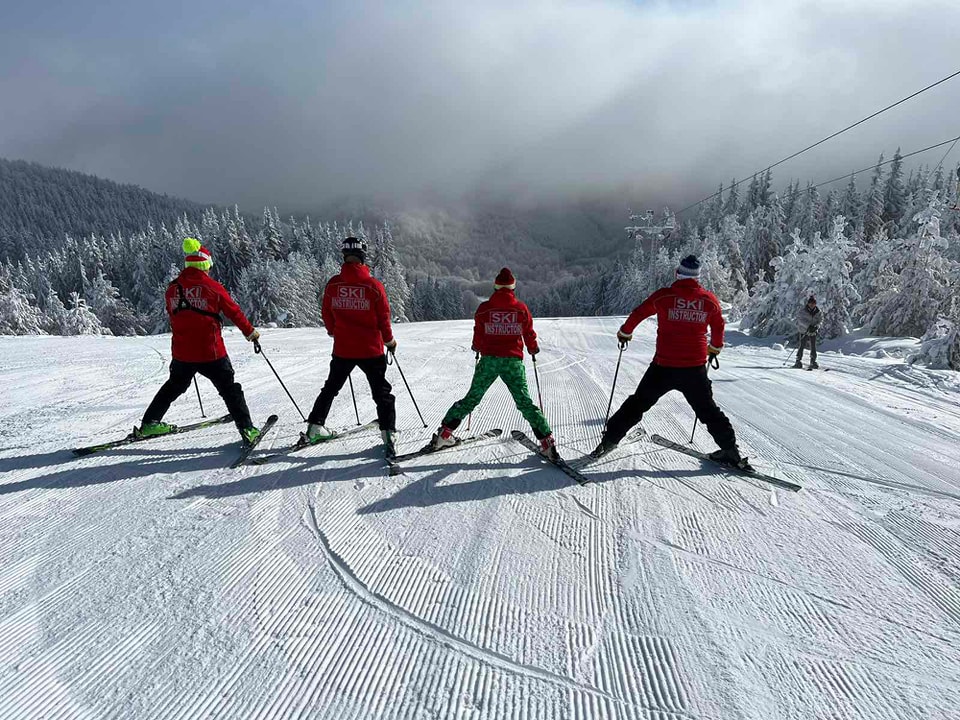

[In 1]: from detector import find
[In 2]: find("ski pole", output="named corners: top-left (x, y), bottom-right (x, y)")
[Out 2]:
top-left (604, 342), bottom-right (626, 428)
top-left (388, 350), bottom-right (428, 428)
top-left (783, 333), bottom-right (805, 367)
top-left (193, 376), bottom-right (206, 418)
top-left (690, 354), bottom-right (720, 443)
top-left (347, 374), bottom-right (360, 425)
top-left (467, 351), bottom-right (479, 431)
top-left (532, 353), bottom-right (544, 413)
top-left (254, 340), bottom-right (306, 421)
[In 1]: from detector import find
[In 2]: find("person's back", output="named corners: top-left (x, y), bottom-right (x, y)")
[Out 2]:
top-left (166, 266), bottom-right (254, 363)
top-left (620, 278), bottom-right (724, 368)
top-left (322, 260), bottom-right (393, 359)
top-left (473, 288), bottom-right (537, 359)
top-left (309, 236), bottom-right (397, 456)
top-left (600, 254), bottom-right (744, 467)
top-left (140, 237), bottom-right (260, 445)
top-left (431, 267), bottom-right (557, 458)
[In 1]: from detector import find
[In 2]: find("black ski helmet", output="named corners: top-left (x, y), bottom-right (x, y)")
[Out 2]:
top-left (342, 236), bottom-right (367, 262)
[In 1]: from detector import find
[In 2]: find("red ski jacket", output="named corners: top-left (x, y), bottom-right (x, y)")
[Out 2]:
top-left (472, 289), bottom-right (539, 359)
top-left (621, 278), bottom-right (724, 368)
top-left (321, 262), bottom-right (395, 359)
top-left (165, 267), bottom-right (255, 363)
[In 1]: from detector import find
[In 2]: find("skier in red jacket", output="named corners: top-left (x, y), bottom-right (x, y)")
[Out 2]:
top-left (430, 267), bottom-right (558, 460)
top-left (139, 238), bottom-right (262, 445)
top-left (305, 237), bottom-right (398, 454)
top-left (594, 255), bottom-right (745, 466)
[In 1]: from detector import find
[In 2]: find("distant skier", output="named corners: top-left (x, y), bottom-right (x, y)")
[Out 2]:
top-left (429, 267), bottom-right (559, 460)
top-left (593, 255), bottom-right (747, 467)
top-left (139, 238), bottom-right (262, 445)
top-left (305, 236), bottom-right (398, 455)
top-left (794, 296), bottom-right (822, 370)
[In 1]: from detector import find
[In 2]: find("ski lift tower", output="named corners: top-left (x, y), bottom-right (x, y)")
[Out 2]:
top-left (625, 208), bottom-right (676, 258)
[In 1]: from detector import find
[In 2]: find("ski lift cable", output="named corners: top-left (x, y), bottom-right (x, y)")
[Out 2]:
top-left (676, 67), bottom-right (960, 216)
top-left (807, 133), bottom-right (960, 193)
top-left (933, 136), bottom-right (960, 171)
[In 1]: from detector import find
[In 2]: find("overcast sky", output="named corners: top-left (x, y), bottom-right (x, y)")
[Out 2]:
top-left (2, 0), bottom-right (958, 211)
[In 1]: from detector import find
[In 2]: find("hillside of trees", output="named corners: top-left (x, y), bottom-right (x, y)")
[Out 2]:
top-left (0, 159), bottom-right (209, 262)
top-left (1, 153), bottom-right (958, 368)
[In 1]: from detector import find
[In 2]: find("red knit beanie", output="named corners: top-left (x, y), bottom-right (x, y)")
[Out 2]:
top-left (494, 267), bottom-right (516, 290)
top-left (183, 237), bottom-right (213, 271)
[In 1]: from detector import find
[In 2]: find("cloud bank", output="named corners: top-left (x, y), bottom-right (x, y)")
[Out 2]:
top-left (2, 0), bottom-right (958, 209)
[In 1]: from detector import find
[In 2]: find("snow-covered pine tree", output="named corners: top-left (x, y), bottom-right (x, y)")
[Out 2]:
top-left (0, 264), bottom-right (45, 335)
top-left (259, 207), bottom-right (286, 261)
top-left (237, 261), bottom-right (291, 327)
top-left (217, 209), bottom-right (255, 292)
top-left (41, 287), bottom-right (69, 334)
top-left (857, 201), bottom-right (954, 337)
top-left (882, 148), bottom-right (907, 235)
top-left (370, 223), bottom-right (410, 321)
top-left (908, 318), bottom-right (960, 370)
top-left (841, 174), bottom-right (861, 237)
top-left (64, 292), bottom-right (109, 335)
top-left (863, 158), bottom-right (886, 241)
top-left (86, 268), bottom-right (142, 335)
top-left (722, 178), bottom-right (740, 219)
top-left (284, 251), bottom-right (323, 326)
top-left (200, 208), bottom-right (222, 253)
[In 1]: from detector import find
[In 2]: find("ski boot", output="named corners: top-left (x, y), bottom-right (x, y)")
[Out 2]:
top-left (590, 435), bottom-right (618, 459)
top-left (241, 426), bottom-right (261, 447)
top-left (808, 361), bottom-right (819, 370)
top-left (792, 359), bottom-right (803, 369)
top-left (382, 429), bottom-right (398, 459)
top-left (302, 423), bottom-right (335, 445)
top-left (135, 421), bottom-right (177, 438)
top-left (429, 426), bottom-right (458, 451)
top-left (709, 446), bottom-right (754, 472)
top-left (540, 434), bottom-right (561, 462)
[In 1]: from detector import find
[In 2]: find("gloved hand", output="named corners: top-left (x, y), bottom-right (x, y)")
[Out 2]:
top-left (530, 345), bottom-right (540, 357)
top-left (385, 339), bottom-right (398, 353)
top-left (245, 329), bottom-right (260, 342)
top-left (707, 344), bottom-right (721, 357)
top-left (617, 329), bottom-right (633, 344)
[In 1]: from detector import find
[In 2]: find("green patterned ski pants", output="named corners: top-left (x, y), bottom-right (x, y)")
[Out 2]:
top-left (442, 355), bottom-right (552, 439)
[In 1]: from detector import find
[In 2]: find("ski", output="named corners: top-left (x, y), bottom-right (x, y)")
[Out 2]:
top-left (510, 430), bottom-right (591, 486)
top-left (648, 434), bottom-right (801, 492)
top-left (247, 420), bottom-right (378, 465)
top-left (570, 427), bottom-right (648, 470)
top-left (230, 414), bottom-right (279, 469)
top-left (72, 414), bottom-right (234, 457)
top-left (387, 429), bottom-right (503, 476)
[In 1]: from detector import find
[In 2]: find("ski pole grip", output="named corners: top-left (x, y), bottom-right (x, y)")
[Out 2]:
top-left (709, 354), bottom-right (720, 370)
top-left (254, 340), bottom-right (262, 355)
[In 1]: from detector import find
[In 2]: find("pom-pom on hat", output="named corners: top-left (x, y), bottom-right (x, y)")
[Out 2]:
top-left (183, 237), bottom-right (213, 271)
top-left (676, 254), bottom-right (700, 279)
top-left (494, 267), bottom-right (516, 290)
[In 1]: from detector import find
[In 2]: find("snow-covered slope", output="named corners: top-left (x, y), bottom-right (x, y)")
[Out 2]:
top-left (2, 317), bottom-right (959, 719)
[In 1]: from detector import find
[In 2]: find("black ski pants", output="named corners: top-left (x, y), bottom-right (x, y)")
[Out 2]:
top-left (309, 354), bottom-right (396, 432)
top-left (796, 332), bottom-right (817, 363)
top-left (605, 362), bottom-right (737, 450)
top-left (143, 356), bottom-right (252, 431)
